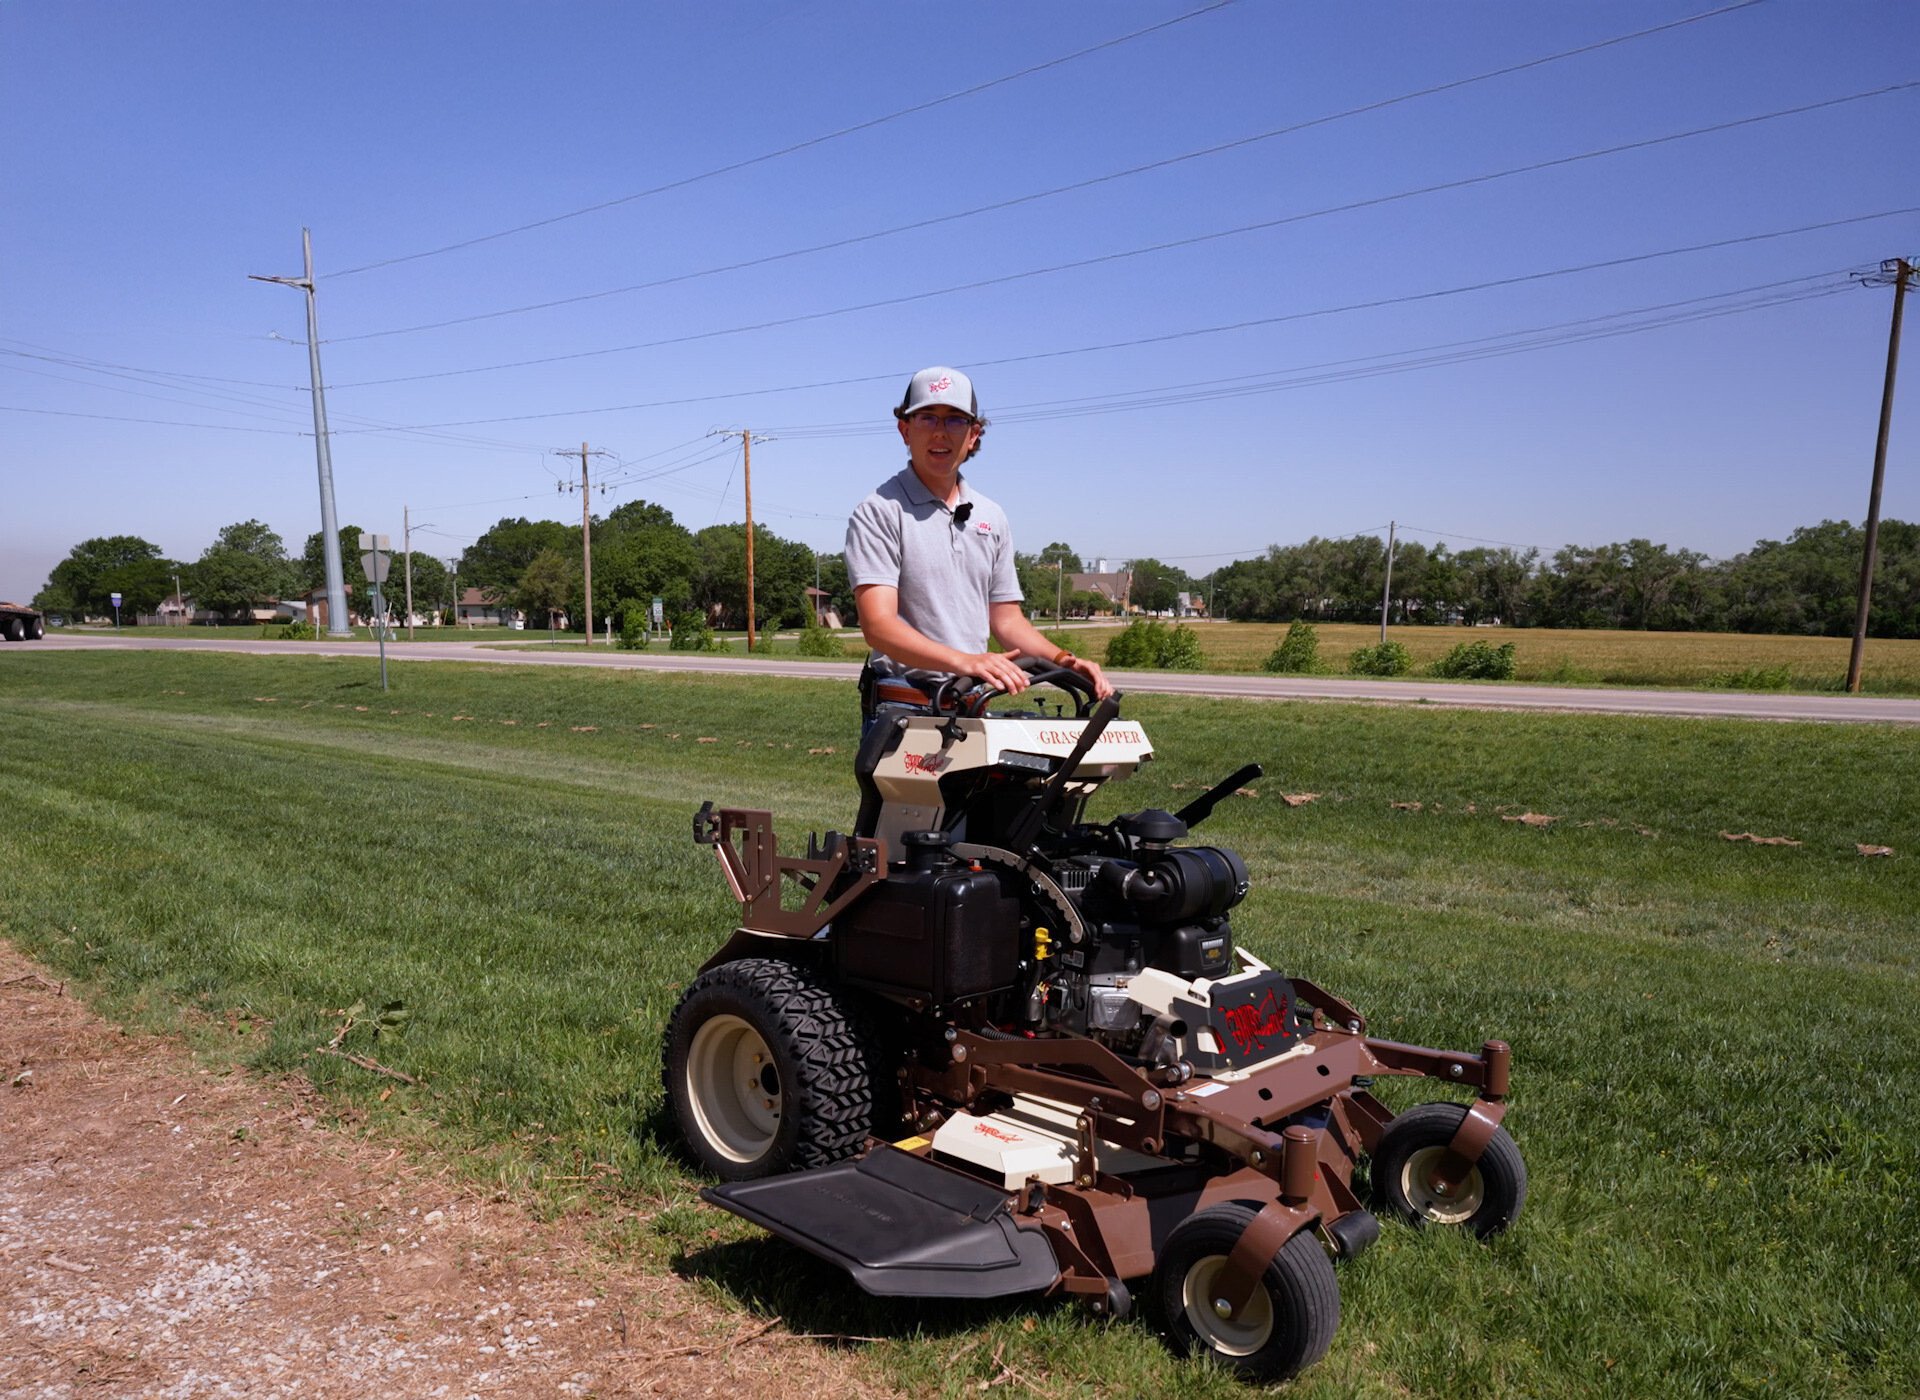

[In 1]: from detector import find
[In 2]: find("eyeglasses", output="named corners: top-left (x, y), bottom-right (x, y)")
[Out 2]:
top-left (909, 411), bottom-right (976, 433)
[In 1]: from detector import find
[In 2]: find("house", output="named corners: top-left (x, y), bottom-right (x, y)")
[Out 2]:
top-left (804, 586), bottom-right (842, 629)
top-left (1066, 571), bottom-right (1132, 614)
top-left (456, 588), bottom-right (522, 628)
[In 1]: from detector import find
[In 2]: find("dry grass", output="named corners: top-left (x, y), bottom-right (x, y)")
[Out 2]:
top-left (1058, 621), bottom-right (1920, 693)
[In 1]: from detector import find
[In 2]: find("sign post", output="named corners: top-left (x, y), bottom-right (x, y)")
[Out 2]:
top-left (110, 592), bottom-right (122, 629)
top-left (359, 533), bottom-right (392, 692)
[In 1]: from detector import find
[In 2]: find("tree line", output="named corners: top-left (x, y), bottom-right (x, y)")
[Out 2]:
top-left (32, 509), bottom-right (1920, 640)
top-left (1205, 521), bottom-right (1920, 637)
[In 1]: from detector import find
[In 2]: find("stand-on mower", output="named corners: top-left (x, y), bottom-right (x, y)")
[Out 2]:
top-left (665, 660), bottom-right (1524, 1383)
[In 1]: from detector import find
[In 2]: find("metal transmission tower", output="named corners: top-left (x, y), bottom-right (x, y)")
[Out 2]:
top-left (1847, 257), bottom-right (1915, 694)
top-left (249, 230), bottom-right (351, 638)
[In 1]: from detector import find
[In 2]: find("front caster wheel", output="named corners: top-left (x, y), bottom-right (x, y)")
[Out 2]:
top-left (1371, 1101), bottom-right (1526, 1237)
top-left (662, 957), bottom-right (878, 1181)
top-left (1153, 1204), bottom-right (1339, 1384)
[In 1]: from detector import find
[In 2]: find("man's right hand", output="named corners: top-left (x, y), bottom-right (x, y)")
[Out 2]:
top-left (962, 649), bottom-right (1032, 695)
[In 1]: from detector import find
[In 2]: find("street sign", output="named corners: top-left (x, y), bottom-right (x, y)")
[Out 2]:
top-left (651, 596), bottom-right (664, 630)
top-left (358, 532), bottom-right (391, 586)
top-left (110, 592), bottom-right (122, 607)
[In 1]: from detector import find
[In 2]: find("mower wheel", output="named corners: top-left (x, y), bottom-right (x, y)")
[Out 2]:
top-left (1154, 1205), bottom-right (1339, 1384)
top-left (662, 957), bottom-right (880, 1181)
top-left (1370, 1101), bottom-right (1526, 1237)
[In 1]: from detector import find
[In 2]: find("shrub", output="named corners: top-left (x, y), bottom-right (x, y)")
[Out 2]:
top-left (1262, 622), bottom-right (1320, 673)
top-left (1104, 619), bottom-right (1205, 671)
top-left (1348, 640), bottom-right (1413, 676)
top-left (795, 623), bottom-right (848, 658)
top-left (277, 621), bottom-right (318, 641)
top-left (618, 605), bottom-right (649, 651)
top-left (1713, 664), bottom-right (1794, 691)
top-left (1430, 640), bottom-right (1516, 680)
top-left (669, 611), bottom-right (713, 651)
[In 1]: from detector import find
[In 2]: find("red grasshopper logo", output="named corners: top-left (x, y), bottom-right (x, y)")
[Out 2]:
top-left (1220, 988), bottom-right (1287, 1057)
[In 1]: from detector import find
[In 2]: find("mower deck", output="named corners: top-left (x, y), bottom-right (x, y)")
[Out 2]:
top-left (705, 1145), bottom-right (1059, 1299)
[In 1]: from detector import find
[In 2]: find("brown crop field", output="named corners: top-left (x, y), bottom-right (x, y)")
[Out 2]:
top-left (1051, 621), bottom-right (1920, 693)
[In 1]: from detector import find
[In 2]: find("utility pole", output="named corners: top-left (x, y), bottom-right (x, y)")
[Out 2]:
top-left (249, 229), bottom-right (351, 638)
top-left (579, 443), bottom-right (593, 644)
top-left (404, 506), bottom-right (414, 641)
top-left (554, 445), bottom-right (611, 643)
top-left (1847, 257), bottom-right (1914, 694)
top-left (711, 429), bottom-right (771, 649)
top-left (1379, 520), bottom-right (1398, 643)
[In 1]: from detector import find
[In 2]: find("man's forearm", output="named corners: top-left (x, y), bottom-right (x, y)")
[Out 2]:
top-left (860, 614), bottom-right (971, 673)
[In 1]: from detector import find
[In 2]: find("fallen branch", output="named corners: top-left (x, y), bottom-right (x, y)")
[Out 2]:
top-left (3, 972), bottom-right (65, 994)
top-left (313, 1046), bottom-right (420, 1085)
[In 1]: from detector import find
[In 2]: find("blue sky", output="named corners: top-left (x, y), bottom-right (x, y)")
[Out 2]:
top-left (4, 0), bottom-right (1916, 605)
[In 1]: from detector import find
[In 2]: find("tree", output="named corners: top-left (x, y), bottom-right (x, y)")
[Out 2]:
top-left (189, 520), bottom-right (297, 616)
top-left (517, 548), bottom-right (579, 629)
top-left (461, 517), bottom-right (576, 602)
top-left (691, 522), bottom-right (816, 630)
top-left (300, 525), bottom-right (369, 599)
top-left (585, 498), bottom-right (698, 628)
top-left (39, 535), bottom-right (174, 617)
top-left (1125, 557), bottom-right (1192, 614)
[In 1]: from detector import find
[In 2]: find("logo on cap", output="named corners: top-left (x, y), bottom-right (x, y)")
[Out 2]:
top-left (928, 374), bottom-right (952, 393)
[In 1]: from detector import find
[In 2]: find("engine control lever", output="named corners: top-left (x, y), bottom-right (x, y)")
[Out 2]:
top-left (1172, 762), bottom-right (1264, 831)
top-left (1003, 692), bottom-right (1121, 853)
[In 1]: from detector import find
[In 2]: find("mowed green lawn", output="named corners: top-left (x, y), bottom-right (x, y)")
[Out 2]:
top-left (1, 651), bottom-right (1915, 1399)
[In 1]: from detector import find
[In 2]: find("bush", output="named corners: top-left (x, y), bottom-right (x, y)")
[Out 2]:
top-left (1430, 640), bottom-right (1516, 680)
top-left (669, 611), bottom-right (713, 651)
top-left (1713, 664), bottom-right (1794, 691)
top-left (795, 622), bottom-right (850, 658)
top-left (1262, 621), bottom-right (1320, 673)
top-left (1348, 640), bottom-right (1413, 676)
top-left (1104, 619), bottom-right (1205, 671)
top-left (276, 621), bottom-right (318, 641)
top-left (618, 604), bottom-right (649, 651)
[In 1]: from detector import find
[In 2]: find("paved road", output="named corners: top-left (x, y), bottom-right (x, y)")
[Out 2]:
top-left (19, 631), bottom-right (1920, 725)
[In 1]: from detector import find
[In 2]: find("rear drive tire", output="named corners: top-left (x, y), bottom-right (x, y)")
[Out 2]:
top-left (1, 617), bottom-right (21, 642)
top-left (662, 957), bottom-right (878, 1180)
top-left (1370, 1101), bottom-right (1526, 1237)
top-left (27, 616), bottom-right (44, 639)
top-left (1154, 1204), bottom-right (1340, 1384)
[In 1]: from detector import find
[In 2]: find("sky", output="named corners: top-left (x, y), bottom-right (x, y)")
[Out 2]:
top-left (3, 0), bottom-right (1917, 606)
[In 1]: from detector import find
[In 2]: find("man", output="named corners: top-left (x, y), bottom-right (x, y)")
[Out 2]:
top-left (845, 366), bottom-right (1112, 712)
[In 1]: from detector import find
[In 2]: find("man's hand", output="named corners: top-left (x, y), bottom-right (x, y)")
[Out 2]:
top-left (962, 648), bottom-right (1032, 695)
top-left (1065, 653), bottom-right (1115, 701)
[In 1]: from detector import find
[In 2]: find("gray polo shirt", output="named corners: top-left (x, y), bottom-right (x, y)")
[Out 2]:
top-left (845, 467), bottom-right (1022, 668)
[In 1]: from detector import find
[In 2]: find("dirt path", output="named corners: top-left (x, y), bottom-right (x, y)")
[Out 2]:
top-left (0, 942), bottom-right (895, 1399)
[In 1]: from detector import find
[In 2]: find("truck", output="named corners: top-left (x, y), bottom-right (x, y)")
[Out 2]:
top-left (0, 603), bottom-right (47, 641)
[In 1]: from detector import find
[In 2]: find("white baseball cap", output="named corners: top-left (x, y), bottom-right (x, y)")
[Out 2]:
top-left (896, 366), bottom-right (979, 421)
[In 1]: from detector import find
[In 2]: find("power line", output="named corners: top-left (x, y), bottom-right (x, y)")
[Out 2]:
top-left (343, 224), bottom-right (1899, 437)
top-left (334, 0), bottom-right (1771, 344)
top-left (328, 88), bottom-right (1919, 391)
top-left (324, 0), bottom-right (1238, 279)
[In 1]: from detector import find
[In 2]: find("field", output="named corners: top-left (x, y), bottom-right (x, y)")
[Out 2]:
top-left (1, 651), bottom-right (1916, 1398)
top-left (1041, 621), bottom-right (1920, 694)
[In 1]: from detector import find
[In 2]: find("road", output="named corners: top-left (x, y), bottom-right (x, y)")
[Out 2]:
top-left (18, 631), bottom-right (1920, 725)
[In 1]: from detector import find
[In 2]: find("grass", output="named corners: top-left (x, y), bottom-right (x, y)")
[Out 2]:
top-left (1, 650), bottom-right (1916, 1398)
top-left (1041, 620), bottom-right (1920, 694)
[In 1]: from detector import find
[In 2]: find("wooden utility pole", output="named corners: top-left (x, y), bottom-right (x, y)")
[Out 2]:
top-left (579, 443), bottom-right (594, 645)
top-left (711, 429), bottom-right (770, 650)
top-left (1379, 520), bottom-right (1398, 643)
top-left (1847, 258), bottom-right (1914, 693)
top-left (743, 432), bottom-right (757, 651)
